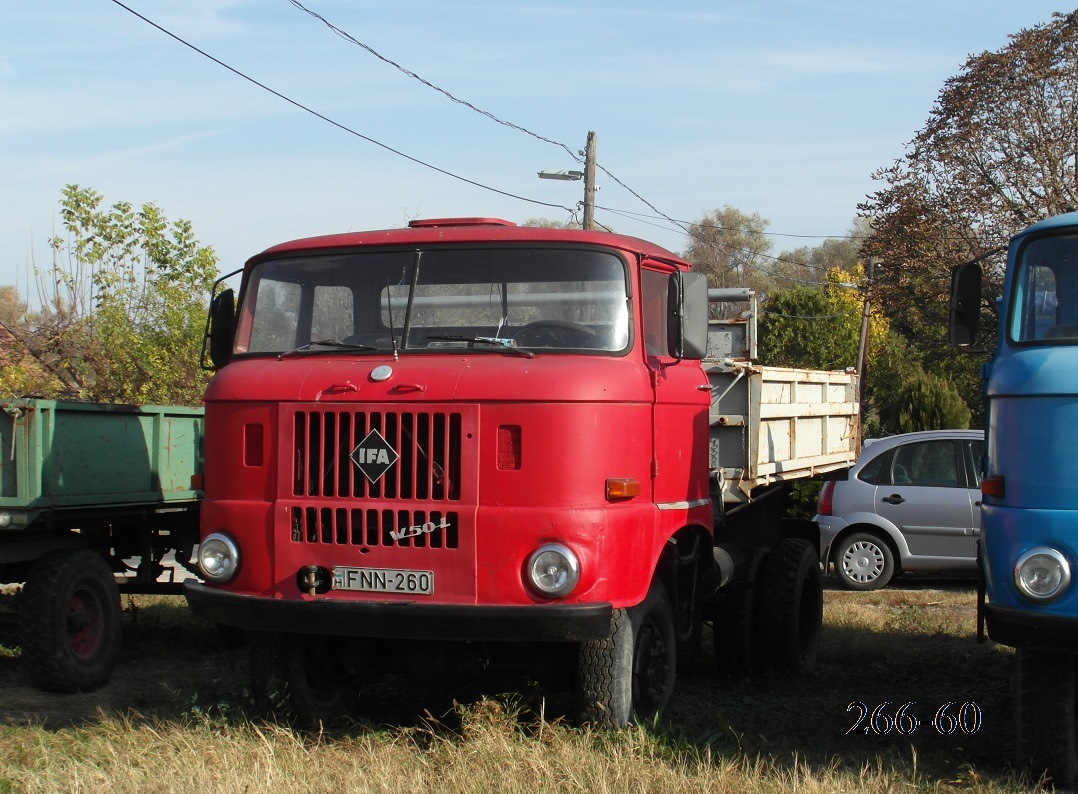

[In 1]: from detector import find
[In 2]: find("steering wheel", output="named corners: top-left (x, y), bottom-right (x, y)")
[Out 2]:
top-left (512, 320), bottom-right (596, 348)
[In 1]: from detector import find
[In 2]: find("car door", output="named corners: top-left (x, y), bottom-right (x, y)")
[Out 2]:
top-left (873, 438), bottom-right (977, 560)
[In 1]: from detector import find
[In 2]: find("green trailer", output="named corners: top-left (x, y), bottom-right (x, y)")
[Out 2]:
top-left (0, 398), bottom-right (203, 692)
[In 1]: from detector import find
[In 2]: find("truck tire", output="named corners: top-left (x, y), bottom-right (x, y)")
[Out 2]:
top-left (1015, 648), bottom-right (1078, 787)
top-left (283, 633), bottom-right (358, 730)
top-left (834, 532), bottom-right (895, 591)
top-left (577, 579), bottom-right (676, 729)
top-left (248, 630), bottom-right (287, 713)
top-left (755, 538), bottom-right (822, 675)
top-left (711, 550), bottom-right (762, 678)
top-left (18, 549), bottom-right (122, 693)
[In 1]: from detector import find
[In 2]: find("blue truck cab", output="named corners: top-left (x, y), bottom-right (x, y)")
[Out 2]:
top-left (951, 211), bottom-right (1078, 785)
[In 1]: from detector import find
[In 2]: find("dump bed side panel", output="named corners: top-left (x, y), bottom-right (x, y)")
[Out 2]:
top-left (705, 364), bottom-right (859, 504)
top-left (0, 399), bottom-right (203, 514)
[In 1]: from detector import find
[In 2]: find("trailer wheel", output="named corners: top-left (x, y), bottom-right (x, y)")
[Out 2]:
top-left (578, 579), bottom-right (676, 728)
top-left (283, 633), bottom-right (358, 730)
top-left (755, 538), bottom-right (822, 675)
top-left (834, 532), bottom-right (894, 591)
top-left (18, 549), bottom-right (122, 693)
top-left (711, 550), bottom-right (762, 678)
top-left (1015, 648), bottom-right (1078, 787)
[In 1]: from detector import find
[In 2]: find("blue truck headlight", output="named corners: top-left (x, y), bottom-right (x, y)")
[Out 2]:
top-left (198, 532), bottom-right (240, 583)
top-left (1014, 547), bottom-right (1071, 602)
top-left (527, 543), bottom-right (580, 598)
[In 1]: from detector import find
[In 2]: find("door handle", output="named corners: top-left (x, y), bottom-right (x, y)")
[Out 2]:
top-left (881, 494), bottom-right (905, 505)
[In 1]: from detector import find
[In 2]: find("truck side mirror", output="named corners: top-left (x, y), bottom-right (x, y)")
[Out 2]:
top-left (205, 288), bottom-right (235, 370)
top-left (672, 271), bottom-right (709, 360)
top-left (949, 263), bottom-right (982, 347)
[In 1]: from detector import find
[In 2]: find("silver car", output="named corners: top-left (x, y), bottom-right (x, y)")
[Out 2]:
top-left (815, 429), bottom-right (984, 590)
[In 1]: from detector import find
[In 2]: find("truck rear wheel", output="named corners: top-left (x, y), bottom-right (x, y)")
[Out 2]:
top-left (1015, 648), bottom-right (1078, 787)
top-left (577, 579), bottom-right (676, 728)
top-left (18, 549), bottom-right (122, 693)
top-left (711, 550), bottom-right (762, 678)
top-left (755, 538), bottom-right (822, 675)
top-left (283, 633), bottom-right (358, 730)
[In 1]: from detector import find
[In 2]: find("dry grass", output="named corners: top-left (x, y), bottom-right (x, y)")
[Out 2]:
top-left (0, 576), bottom-right (1048, 793)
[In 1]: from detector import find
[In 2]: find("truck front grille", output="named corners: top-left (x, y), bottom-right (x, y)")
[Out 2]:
top-left (292, 409), bottom-right (462, 501)
top-left (289, 505), bottom-right (459, 548)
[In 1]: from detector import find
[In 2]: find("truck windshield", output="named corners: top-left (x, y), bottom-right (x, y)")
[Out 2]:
top-left (1009, 233), bottom-right (1078, 344)
top-left (234, 247), bottom-right (631, 355)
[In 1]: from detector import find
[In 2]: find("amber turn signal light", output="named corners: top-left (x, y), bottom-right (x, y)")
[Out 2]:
top-left (606, 478), bottom-right (641, 500)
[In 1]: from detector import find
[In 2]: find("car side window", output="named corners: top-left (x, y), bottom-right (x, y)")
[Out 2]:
top-left (857, 448), bottom-right (894, 484)
top-left (893, 440), bottom-right (960, 488)
top-left (966, 440), bottom-right (984, 487)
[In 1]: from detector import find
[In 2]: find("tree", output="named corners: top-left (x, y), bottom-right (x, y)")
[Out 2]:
top-left (7, 185), bottom-right (218, 405)
top-left (895, 371), bottom-right (972, 432)
top-left (683, 206), bottom-right (776, 294)
top-left (860, 11), bottom-right (1078, 418)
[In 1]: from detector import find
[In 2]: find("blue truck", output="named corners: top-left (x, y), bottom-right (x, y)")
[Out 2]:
top-left (951, 211), bottom-right (1078, 786)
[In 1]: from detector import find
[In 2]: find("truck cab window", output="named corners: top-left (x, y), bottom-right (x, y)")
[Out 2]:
top-left (1010, 233), bottom-right (1078, 343)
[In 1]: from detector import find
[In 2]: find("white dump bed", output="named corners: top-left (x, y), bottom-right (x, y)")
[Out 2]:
top-left (704, 361), bottom-right (859, 504)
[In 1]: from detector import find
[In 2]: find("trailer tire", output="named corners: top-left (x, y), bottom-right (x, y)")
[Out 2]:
top-left (755, 538), bottom-right (822, 676)
top-left (1015, 648), bottom-right (1078, 787)
top-left (18, 549), bottom-right (122, 693)
top-left (578, 579), bottom-right (676, 729)
top-left (283, 633), bottom-right (358, 730)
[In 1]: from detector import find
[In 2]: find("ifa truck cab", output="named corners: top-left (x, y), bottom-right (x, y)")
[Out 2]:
top-left (951, 211), bottom-right (1078, 785)
top-left (185, 218), bottom-right (858, 727)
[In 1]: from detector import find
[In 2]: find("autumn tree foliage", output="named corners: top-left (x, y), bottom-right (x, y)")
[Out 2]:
top-left (860, 11), bottom-right (1078, 411)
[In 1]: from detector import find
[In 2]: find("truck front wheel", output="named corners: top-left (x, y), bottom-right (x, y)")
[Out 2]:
top-left (1015, 648), bottom-right (1078, 787)
top-left (577, 580), bottom-right (676, 728)
top-left (18, 549), bottom-right (123, 693)
top-left (283, 633), bottom-right (359, 730)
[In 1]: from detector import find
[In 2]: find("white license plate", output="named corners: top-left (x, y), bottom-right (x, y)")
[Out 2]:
top-left (331, 566), bottom-right (434, 595)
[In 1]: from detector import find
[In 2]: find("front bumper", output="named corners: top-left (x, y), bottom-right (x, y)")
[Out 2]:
top-left (184, 582), bottom-right (613, 642)
top-left (985, 603), bottom-right (1078, 653)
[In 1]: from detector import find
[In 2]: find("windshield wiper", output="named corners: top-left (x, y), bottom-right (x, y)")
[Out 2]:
top-left (277, 339), bottom-right (377, 359)
top-left (425, 335), bottom-right (535, 358)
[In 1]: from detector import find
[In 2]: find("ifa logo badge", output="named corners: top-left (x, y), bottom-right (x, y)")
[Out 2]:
top-left (350, 429), bottom-right (400, 483)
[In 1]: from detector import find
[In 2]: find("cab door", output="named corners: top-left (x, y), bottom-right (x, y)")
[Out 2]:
top-left (640, 265), bottom-right (711, 508)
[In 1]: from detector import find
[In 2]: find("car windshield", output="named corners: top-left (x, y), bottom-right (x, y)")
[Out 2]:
top-left (1009, 232), bottom-right (1078, 344)
top-left (234, 246), bottom-right (631, 356)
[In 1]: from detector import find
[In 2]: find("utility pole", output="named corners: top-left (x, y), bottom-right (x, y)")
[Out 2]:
top-left (583, 131), bottom-right (597, 231)
top-left (856, 257), bottom-right (876, 403)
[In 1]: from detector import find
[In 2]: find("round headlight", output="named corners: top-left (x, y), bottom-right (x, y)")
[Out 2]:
top-left (198, 532), bottom-right (240, 583)
top-left (1015, 547), bottom-right (1071, 602)
top-left (0, 512), bottom-right (11, 528)
top-left (527, 543), bottom-right (580, 598)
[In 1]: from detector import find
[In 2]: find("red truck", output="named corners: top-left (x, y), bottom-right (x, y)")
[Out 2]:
top-left (184, 218), bottom-right (858, 727)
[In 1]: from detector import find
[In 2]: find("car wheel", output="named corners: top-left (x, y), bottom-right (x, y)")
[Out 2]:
top-left (834, 532), bottom-right (894, 591)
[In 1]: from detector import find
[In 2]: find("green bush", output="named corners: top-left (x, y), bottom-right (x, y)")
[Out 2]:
top-left (895, 371), bottom-right (971, 432)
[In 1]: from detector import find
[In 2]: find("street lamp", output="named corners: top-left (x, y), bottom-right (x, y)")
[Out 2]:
top-left (536, 131), bottom-right (597, 230)
top-left (537, 170), bottom-right (583, 181)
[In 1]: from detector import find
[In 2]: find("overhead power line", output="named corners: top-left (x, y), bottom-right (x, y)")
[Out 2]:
top-left (283, 0), bottom-right (692, 235)
top-left (107, 0), bottom-right (576, 215)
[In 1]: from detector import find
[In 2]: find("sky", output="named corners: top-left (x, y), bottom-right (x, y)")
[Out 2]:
top-left (0, 1), bottom-right (1069, 297)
